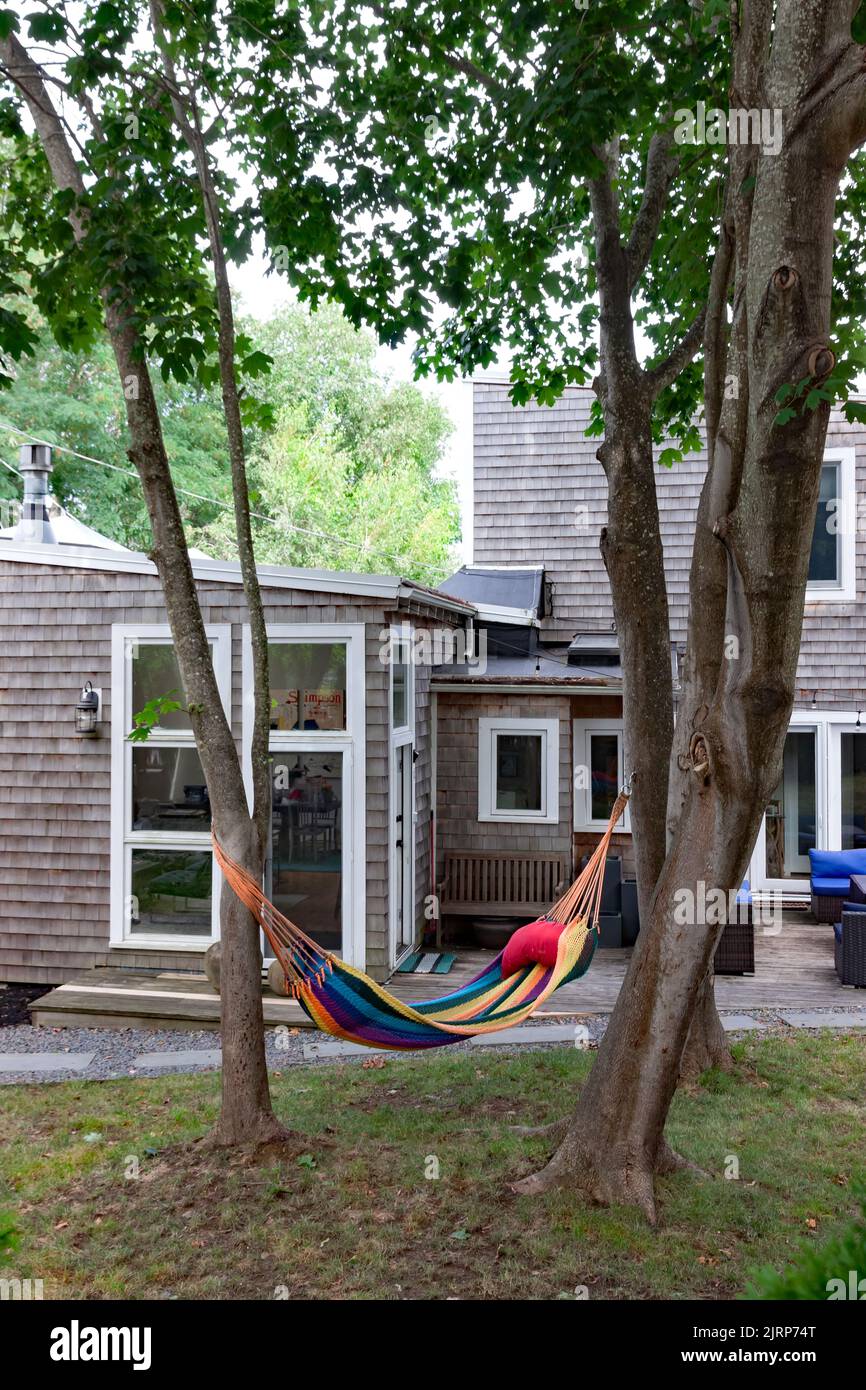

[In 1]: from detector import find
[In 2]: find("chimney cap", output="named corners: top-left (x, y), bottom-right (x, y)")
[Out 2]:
top-left (19, 442), bottom-right (52, 472)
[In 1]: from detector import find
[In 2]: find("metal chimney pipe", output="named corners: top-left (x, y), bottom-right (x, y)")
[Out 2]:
top-left (13, 443), bottom-right (57, 544)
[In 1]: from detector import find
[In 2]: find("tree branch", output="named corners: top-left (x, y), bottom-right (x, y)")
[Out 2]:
top-left (644, 307), bottom-right (707, 400)
top-left (366, 1), bottom-right (505, 96)
top-left (626, 130), bottom-right (679, 292)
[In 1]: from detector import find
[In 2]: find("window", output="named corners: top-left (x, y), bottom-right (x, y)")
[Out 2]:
top-left (111, 625), bottom-right (231, 947)
top-left (478, 717), bottom-right (559, 823)
top-left (806, 451), bottom-right (856, 602)
top-left (574, 720), bottom-right (631, 831)
top-left (389, 626), bottom-right (414, 733)
top-left (242, 623), bottom-right (367, 969)
top-left (268, 640), bottom-right (347, 731)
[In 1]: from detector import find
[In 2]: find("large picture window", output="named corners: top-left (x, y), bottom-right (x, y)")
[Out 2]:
top-left (111, 625), bottom-right (231, 947)
top-left (478, 717), bottom-right (559, 823)
top-left (243, 623), bottom-right (367, 968)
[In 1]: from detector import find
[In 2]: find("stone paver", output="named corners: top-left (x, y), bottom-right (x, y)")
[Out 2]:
top-left (132, 1049), bottom-right (223, 1070)
top-left (302, 1039), bottom-right (372, 1059)
top-left (778, 1010), bottom-right (866, 1030)
top-left (0, 1051), bottom-right (95, 1073)
top-left (720, 1014), bottom-right (767, 1031)
top-left (470, 1023), bottom-right (583, 1048)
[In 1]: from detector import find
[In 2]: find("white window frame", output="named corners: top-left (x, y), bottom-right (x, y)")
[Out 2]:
top-left (389, 622), bottom-right (415, 737)
top-left (806, 448), bottom-right (856, 603)
top-left (388, 625), bottom-right (416, 966)
top-left (110, 624), bottom-right (231, 950)
top-left (573, 719), bottom-right (632, 833)
top-left (241, 623), bottom-right (367, 970)
top-left (478, 716), bottom-right (560, 824)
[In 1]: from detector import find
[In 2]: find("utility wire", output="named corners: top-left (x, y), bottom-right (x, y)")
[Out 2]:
top-left (0, 418), bottom-right (449, 581)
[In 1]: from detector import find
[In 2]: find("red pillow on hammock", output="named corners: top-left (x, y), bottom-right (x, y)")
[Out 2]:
top-left (501, 917), bottom-right (567, 977)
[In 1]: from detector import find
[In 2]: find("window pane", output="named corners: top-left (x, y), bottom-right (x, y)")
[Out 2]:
top-left (808, 463), bottom-right (840, 584)
top-left (495, 733), bottom-right (542, 811)
top-left (132, 746), bottom-right (210, 832)
top-left (392, 645), bottom-right (409, 728)
top-left (765, 730), bottom-right (816, 878)
top-left (269, 642), bottom-right (346, 731)
top-left (129, 849), bottom-right (212, 937)
top-left (269, 752), bottom-right (342, 953)
top-left (130, 643), bottom-right (192, 732)
top-left (841, 732), bottom-right (866, 851)
top-left (590, 734), bottom-right (619, 821)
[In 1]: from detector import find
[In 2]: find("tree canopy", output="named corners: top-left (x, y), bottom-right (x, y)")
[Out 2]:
top-left (0, 302), bottom-right (458, 576)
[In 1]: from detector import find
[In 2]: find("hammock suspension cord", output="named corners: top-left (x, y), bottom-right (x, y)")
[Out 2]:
top-left (212, 781), bottom-right (632, 1001)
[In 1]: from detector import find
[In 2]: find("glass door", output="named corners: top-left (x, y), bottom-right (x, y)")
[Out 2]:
top-left (265, 750), bottom-right (345, 959)
top-left (760, 728), bottom-right (818, 887)
top-left (391, 742), bottom-right (414, 964)
top-left (839, 730), bottom-right (866, 851)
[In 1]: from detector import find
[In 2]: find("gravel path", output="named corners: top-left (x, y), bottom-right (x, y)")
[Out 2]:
top-left (0, 1006), bottom-right (864, 1084)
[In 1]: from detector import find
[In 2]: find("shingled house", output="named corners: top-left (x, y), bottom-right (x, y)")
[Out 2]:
top-left (2, 380), bottom-right (865, 999)
top-left (0, 447), bottom-right (473, 987)
top-left (430, 382), bottom-right (866, 923)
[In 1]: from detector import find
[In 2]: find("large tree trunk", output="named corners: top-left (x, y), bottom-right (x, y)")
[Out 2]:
top-left (517, 0), bottom-right (866, 1219)
top-left (587, 137), bottom-right (729, 1071)
top-left (3, 32), bottom-right (284, 1147)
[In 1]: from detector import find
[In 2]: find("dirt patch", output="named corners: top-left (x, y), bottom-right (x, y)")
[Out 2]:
top-left (0, 983), bottom-right (50, 1027)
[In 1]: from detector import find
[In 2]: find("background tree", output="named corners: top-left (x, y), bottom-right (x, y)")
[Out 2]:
top-left (0, 305), bottom-right (458, 575)
top-left (0, 331), bottom-right (231, 547)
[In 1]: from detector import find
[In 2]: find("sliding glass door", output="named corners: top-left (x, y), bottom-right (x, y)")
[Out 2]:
top-left (764, 729), bottom-right (817, 882)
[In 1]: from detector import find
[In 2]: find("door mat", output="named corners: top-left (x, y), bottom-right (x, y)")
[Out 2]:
top-left (395, 951), bottom-right (456, 975)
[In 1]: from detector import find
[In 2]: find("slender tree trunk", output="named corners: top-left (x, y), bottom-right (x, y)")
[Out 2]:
top-left (517, 0), bottom-right (866, 1219)
top-left (150, 7), bottom-right (278, 1144)
top-left (3, 31), bottom-right (285, 1146)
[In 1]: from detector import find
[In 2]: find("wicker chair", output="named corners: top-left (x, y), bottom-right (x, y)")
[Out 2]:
top-left (836, 910), bottom-right (866, 988)
top-left (714, 883), bottom-right (755, 975)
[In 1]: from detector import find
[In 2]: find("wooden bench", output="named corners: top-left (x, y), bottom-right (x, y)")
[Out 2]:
top-left (438, 850), bottom-right (568, 923)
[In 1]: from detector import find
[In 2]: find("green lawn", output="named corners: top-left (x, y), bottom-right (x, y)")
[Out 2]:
top-left (1, 1032), bottom-right (864, 1300)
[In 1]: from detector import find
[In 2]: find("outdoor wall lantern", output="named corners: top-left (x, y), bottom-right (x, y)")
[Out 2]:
top-left (75, 681), bottom-right (101, 736)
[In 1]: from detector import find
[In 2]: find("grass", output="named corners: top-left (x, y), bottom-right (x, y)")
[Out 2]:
top-left (1, 1031), bottom-right (864, 1300)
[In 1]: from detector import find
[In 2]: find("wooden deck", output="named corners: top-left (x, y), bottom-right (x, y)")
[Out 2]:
top-left (28, 909), bottom-right (855, 1031)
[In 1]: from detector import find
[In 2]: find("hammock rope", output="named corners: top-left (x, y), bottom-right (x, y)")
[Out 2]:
top-left (212, 784), bottom-right (631, 1051)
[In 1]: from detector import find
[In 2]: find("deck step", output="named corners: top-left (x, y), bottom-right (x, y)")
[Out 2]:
top-left (30, 973), bottom-right (311, 1032)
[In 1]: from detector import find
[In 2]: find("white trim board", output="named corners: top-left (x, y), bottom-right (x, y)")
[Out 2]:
top-left (0, 539), bottom-right (474, 615)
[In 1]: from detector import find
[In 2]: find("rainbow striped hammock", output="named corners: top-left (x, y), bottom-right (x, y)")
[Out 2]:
top-left (213, 789), bottom-right (629, 1052)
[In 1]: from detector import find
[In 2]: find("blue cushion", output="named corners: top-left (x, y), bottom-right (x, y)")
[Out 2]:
top-left (842, 901), bottom-right (866, 914)
top-left (834, 922), bottom-right (843, 944)
top-left (812, 876), bottom-right (852, 895)
top-left (809, 848), bottom-right (866, 879)
top-left (736, 878), bottom-right (752, 905)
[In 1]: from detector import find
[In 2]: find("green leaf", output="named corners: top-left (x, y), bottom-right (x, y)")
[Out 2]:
top-left (658, 447), bottom-right (682, 469)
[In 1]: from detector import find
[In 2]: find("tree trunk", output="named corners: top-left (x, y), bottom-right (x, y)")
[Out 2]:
top-left (588, 138), bottom-right (727, 1065)
top-left (3, 32), bottom-right (284, 1147)
top-left (517, 0), bottom-right (866, 1219)
top-left (149, 9), bottom-right (281, 1145)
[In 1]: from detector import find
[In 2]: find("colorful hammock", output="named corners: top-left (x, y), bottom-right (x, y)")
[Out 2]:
top-left (213, 787), bottom-right (630, 1051)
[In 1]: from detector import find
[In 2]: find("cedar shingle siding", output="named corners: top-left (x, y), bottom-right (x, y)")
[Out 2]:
top-left (0, 560), bottom-right (448, 983)
top-left (473, 382), bottom-right (866, 709)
